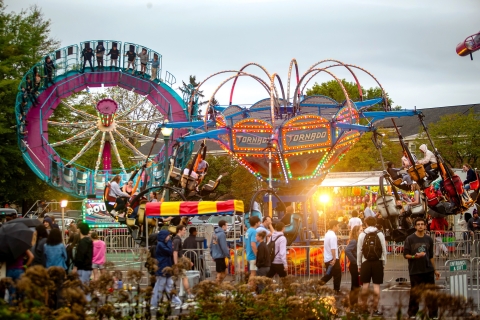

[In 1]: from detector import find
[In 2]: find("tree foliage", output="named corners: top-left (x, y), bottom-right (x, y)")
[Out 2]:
top-left (416, 110), bottom-right (480, 168)
top-left (306, 79), bottom-right (401, 110)
top-left (331, 131), bottom-right (403, 172)
top-left (0, 1), bottom-right (62, 208)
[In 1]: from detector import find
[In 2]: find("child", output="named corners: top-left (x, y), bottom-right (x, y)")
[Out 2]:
top-left (255, 230), bottom-right (270, 292)
top-left (91, 231), bottom-right (106, 281)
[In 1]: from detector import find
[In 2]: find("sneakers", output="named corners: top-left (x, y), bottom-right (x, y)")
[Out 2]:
top-left (372, 310), bottom-right (383, 316)
top-left (187, 293), bottom-right (195, 301)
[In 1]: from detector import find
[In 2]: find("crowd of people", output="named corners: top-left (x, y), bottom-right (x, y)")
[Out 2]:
top-left (3, 220), bottom-right (106, 305)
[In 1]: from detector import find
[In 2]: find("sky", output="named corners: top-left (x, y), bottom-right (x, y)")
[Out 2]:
top-left (6, 0), bottom-right (480, 110)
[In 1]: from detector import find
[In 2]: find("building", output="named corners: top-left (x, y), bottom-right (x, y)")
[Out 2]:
top-left (375, 103), bottom-right (480, 156)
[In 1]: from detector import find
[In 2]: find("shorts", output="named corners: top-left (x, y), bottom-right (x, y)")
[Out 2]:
top-left (360, 260), bottom-right (384, 284)
top-left (92, 263), bottom-right (105, 270)
top-left (248, 260), bottom-right (257, 271)
top-left (215, 258), bottom-right (227, 272)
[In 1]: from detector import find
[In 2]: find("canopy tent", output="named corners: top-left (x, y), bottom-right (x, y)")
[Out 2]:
top-left (319, 171), bottom-right (384, 187)
top-left (145, 200), bottom-right (244, 217)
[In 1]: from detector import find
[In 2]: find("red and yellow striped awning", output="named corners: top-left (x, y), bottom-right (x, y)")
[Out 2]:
top-left (145, 200), bottom-right (244, 217)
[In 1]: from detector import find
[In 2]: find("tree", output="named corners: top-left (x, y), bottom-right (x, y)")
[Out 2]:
top-left (332, 131), bottom-right (403, 172)
top-left (306, 79), bottom-right (401, 111)
top-left (416, 110), bottom-right (480, 168)
top-left (0, 1), bottom-right (62, 209)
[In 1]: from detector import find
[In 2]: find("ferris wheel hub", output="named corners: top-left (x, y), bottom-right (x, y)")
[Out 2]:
top-left (96, 98), bottom-right (118, 127)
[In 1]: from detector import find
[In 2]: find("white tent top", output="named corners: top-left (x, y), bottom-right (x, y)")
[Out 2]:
top-left (319, 171), bottom-right (384, 187)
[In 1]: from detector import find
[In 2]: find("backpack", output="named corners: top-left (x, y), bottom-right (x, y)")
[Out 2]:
top-left (361, 230), bottom-right (382, 261)
top-left (267, 235), bottom-right (285, 263)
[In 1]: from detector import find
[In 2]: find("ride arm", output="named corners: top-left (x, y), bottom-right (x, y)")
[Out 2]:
top-left (361, 110), bottom-right (420, 123)
top-left (177, 128), bottom-right (230, 143)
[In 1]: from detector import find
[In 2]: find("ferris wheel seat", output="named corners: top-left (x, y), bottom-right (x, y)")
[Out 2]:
top-left (77, 171), bottom-right (88, 184)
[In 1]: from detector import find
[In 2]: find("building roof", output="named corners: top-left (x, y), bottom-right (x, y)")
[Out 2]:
top-left (375, 103), bottom-right (480, 138)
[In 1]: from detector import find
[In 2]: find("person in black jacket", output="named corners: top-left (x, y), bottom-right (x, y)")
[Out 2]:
top-left (73, 223), bottom-right (93, 290)
top-left (44, 56), bottom-right (55, 87)
top-left (125, 48), bottom-right (136, 74)
top-left (107, 45), bottom-right (120, 70)
top-left (183, 227), bottom-right (198, 270)
top-left (81, 47), bottom-right (94, 73)
top-left (463, 164), bottom-right (477, 190)
top-left (255, 230), bottom-right (270, 293)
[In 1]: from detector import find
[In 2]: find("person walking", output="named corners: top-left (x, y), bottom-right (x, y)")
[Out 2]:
top-left (245, 216), bottom-right (260, 285)
top-left (32, 224), bottom-right (49, 266)
top-left (320, 220), bottom-right (342, 294)
top-left (43, 228), bottom-right (68, 270)
top-left (73, 223), bottom-right (93, 287)
top-left (255, 230), bottom-right (270, 292)
top-left (357, 216), bottom-right (386, 316)
top-left (210, 220), bottom-right (230, 284)
top-left (172, 225), bottom-right (194, 299)
top-left (403, 217), bottom-right (440, 319)
top-left (150, 229), bottom-right (182, 309)
top-left (91, 231), bottom-right (106, 280)
top-left (266, 222), bottom-right (288, 279)
top-left (345, 225), bottom-right (362, 310)
top-left (348, 210), bottom-right (362, 230)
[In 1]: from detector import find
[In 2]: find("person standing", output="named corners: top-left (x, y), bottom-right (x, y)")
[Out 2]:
top-left (467, 209), bottom-right (480, 240)
top-left (348, 210), bottom-right (362, 230)
top-left (255, 230), bottom-right (270, 292)
top-left (256, 216), bottom-right (274, 241)
top-left (73, 223), bottom-right (93, 287)
top-left (125, 48), bottom-right (137, 74)
top-left (43, 228), bottom-right (68, 270)
top-left (81, 47), bottom-right (94, 73)
top-left (32, 224), bottom-right (49, 266)
top-left (357, 217), bottom-right (386, 316)
top-left (172, 225), bottom-right (194, 299)
top-left (183, 227), bottom-right (199, 270)
top-left (266, 222), bottom-right (287, 279)
top-left (150, 54), bottom-right (160, 81)
top-left (6, 249), bottom-right (33, 304)
top-left (320, 220), bottom-right (342, 294)
top-left (245, 216), bottom-right (260, 284)
top-left (43, 56), bottom-right (55, 87)
top-left (345, 225), bottom-right (362, 310)
top-left (107, 44), bottom-right (120, 70)
top-left (91, 231), bottom-right (106, 281)
top-left (150, 230), bottom-right (182, 309)
top-left (403, 217), bottom-right (440, 319)
top-left (95, 43), bottom-right (106, 70)
top-left (210, 220), bottom-right (230, 284)
top-left (138, 48), bottom-right (149, 77)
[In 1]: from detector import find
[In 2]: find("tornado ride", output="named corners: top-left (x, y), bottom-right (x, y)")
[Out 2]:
top-left (16, 40), bottom-right (478, 247)
top-left (456, 30), bottom-right (480, 60)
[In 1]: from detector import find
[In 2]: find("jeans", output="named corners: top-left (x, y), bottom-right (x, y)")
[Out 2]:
top-left (349, 264), bottom-right (360, 309)
top-left (6, 268), bottom-right (24, 305)
top-left (256, 266), bottom-right (270, 293)
top-left (82, 59), bottom-right (94, 72)
top-left (320, 259), bottom-right (342, 291)
top-left (408, 272), bottom-right (438, 318)
top-left (150, 276), bottom-right (181, 307)
top-left (77, 270), bottom-right (92, 301)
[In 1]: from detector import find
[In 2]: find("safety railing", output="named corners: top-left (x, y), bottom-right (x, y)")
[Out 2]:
top-left (165, 71), bottom-right (176, 87)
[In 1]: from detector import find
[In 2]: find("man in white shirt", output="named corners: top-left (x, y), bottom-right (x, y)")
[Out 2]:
top-left (348, 210), bottom-right (363, 230)
top-left (320, 220), bottom-right (342, 293)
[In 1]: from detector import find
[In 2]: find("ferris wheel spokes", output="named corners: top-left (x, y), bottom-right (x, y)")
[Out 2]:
top-left (60, 101), bottom-right (98, 120)
top-left (116, 125), bottom-right (156, 141)
top-left (65, 130), bottom-right (101, 167)
top-left (48, 120), bottom-right (96, 128)
top-left (113, 129), bottom-right (147, 159)
top-left (49, 126), bottom-right (97, 147)
top-left (94, 132), bottom-right (107, 176)
top-left (108, 131), bottom-right (127, 174)
top-left (116, 96), bottom-right (149, 119)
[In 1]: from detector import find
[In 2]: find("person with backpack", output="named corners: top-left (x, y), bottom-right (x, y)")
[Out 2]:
top-left (356, 216), bottom-right (386, 316)
top-left (210, 220), bottom-right (230, 284)
top-left (403, 217), bottom-right (440, 319)
top-left (319, 220), bottom-right (342, 293)
top-left (266, 222), bottom-right (287, 279)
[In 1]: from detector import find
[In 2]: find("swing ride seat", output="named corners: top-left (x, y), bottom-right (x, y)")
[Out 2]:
top-left (431, 163), bottom-right (438, 170)
top-left (170, 167), bottom-right (182, 182)
top-left (407, 164), bottom-right (427, 181)
top-left (470, 179), bottom-right (479, 191)
top-left (201, 180), bottom-right (217, 192)
top-left (392, 178), bottom-right (403, 187)
top-left (181, 174), bottom-right (197, 191)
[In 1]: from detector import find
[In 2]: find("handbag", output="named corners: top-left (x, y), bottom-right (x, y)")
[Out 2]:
top-left (408, 190), bottom-right (427, 217)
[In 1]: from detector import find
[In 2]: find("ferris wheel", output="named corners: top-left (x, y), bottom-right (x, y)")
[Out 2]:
top-left (15, 40), bottom-right (194, 198)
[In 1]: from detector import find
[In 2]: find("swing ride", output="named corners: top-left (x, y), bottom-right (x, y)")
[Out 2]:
top-left (15, 40), bottom-right (479, 246)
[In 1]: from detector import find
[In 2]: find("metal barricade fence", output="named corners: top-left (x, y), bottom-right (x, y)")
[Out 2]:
top-left (471, 257), bottom-right (480, 309)
top-left (444, 258), bottom-right (470, 301)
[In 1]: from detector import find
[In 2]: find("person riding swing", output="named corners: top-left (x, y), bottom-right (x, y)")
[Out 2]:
top-left (106, 175), bottom-right (130, 217)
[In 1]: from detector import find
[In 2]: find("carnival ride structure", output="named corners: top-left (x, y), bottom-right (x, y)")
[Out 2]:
top-left (17, 40), bottom-right (478, 246)
top-left (456, 30), bottom-right (480, 60)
